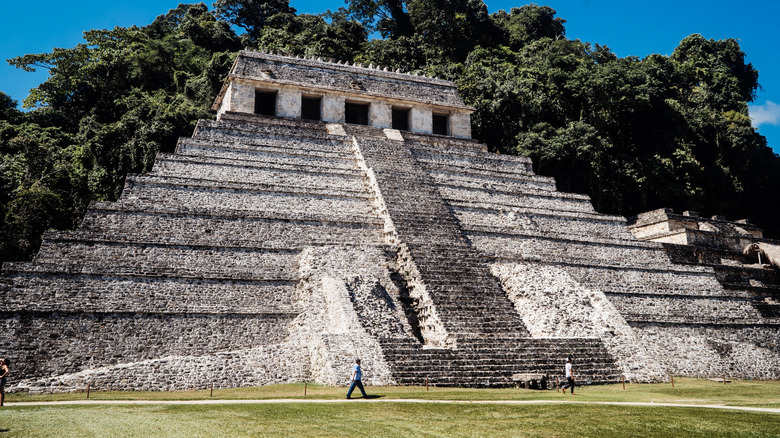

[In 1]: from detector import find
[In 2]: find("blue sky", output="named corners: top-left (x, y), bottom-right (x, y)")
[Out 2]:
top-left (2, 0), bottom-right (778, 153)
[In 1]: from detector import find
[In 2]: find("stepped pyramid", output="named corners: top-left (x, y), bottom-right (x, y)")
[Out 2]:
top-left (1, 51), bottom-right (778, 392)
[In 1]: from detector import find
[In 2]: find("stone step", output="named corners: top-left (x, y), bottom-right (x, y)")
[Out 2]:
top-left (622, 316), bottom-right (767, 325)
top-left (385, 352), bottom-right (624, 362)
top-left (442, 189), bottom-right (597, 215)
top-left (426, 168), bottom-right (558, 194)
top-left (125, 173), bottom-right (371, 201)
top-left (41, 230), bottom-right (394, 256)
top-left (33, 237), bottom-right (301, 280)
top-left (412, 148), bottom-right (536, 178)
top-left (154, 150), bottom-right (362, 175)
top-left (119, 180), bottom-right (375, 219)
top-left (176, 136), bottom-right (355, 162)
top-left (194, 116), bottom-right (349, 148)
top-left (382, 340), bottom-right (612, 354)
top-left (713, 265), bottom-right (780, 287)
top-left (193, 125), bottom-right (353, 154)
top-left (464, 226), bottom-right (662, 250)
top-left (607, 293), bottom-right (761, 320)
top-left (85, 199), bottom-right (383, 227)
top-left (401, 132), bottom-right (486, 152)
top-left (2, 267), bottom-right (301, 314)
top-left (720, 281), bottom-right (780, 295)
top-left (174, 140), bottom-right (358, 172)
top-left (389, 365), bottom-right (620, 377)
top-left (79, 206), bottom-right (385, 248)
top-left (470, 233), bottom-right (696, 272)
top-left (356, 136), bottom-right (533, 342)
top-left (662, 242), bottom-right (763, 267)
top-left (423, 162), bottom-right (555, 185)
top-left (4, 260), bottom-right (299, 283)
top-left (199, 113), bottom-right (339, 140)
top-left (453, 207), bottom-right (635, 241)
top-left (377, 336), bottom-right (622, 386)
top-left (150, 154), bottom-right (366, 190)
top-left (411, 142), bottom-right (532, 165)
top-left (217, 110), bottom-right (334, 133)
top-left (488, 256), bottom-right (727, 293)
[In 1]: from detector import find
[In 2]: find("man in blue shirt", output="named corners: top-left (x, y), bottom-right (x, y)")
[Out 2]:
top-left (347, 358), bottom-right (368, 399)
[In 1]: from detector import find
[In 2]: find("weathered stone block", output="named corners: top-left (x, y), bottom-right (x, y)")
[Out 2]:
top-left (368, 101), bottom-right (391, 128)
top-left (276, 88), bottom-right (301, 118)
top-left (410, 107), bottom-right (432, 134)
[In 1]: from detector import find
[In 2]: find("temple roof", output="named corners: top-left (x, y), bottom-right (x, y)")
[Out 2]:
top-left (213, 50), bottom-right (472, 112)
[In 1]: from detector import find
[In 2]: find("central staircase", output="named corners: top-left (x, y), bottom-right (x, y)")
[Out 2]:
top-left (348, 128), bottom-right (621, 386)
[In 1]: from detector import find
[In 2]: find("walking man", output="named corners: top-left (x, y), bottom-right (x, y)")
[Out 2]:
top-left (347, 358), bottom-right (368, 399)
top-left (561, 357), bottom-right (575, 395)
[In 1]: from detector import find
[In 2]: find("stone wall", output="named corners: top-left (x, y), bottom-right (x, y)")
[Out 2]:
top-left (2, 312), bottom-right (296, 391)
top-left (294, 246), bottom-right (405, 386)
top-left (633, 324), bottom-right (780, 379)
top-left (491, 262), bottom-right (665, 381)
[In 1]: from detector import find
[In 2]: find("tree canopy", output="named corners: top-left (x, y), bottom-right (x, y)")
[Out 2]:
top-left (2, 1), bottom-right (779, 263)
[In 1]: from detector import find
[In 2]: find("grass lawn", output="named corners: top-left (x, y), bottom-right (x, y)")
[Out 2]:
top-left (1, 378), bottom-right (778, 437)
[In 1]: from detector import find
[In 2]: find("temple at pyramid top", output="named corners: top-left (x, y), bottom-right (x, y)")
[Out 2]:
top-left (212, 50), bottom-right (474, 138)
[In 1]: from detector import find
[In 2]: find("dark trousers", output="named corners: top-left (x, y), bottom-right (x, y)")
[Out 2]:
top-left (562, 377), bottom-right (574, 392)
top-left (347, 380), bottom-right (367, 398)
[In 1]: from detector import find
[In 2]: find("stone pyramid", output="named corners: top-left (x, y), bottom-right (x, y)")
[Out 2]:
top-left (1, 51), bottom-right (778, 392)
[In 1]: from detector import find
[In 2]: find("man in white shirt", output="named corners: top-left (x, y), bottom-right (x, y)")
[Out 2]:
top-left (561, 357), bottom-right (575, 395)
top-left (347, 358), bottom-right (368, 399)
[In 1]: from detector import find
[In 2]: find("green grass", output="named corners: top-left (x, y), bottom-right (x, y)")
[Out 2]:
top-left (1, 402), bottom-right (778, 437)
top-left (7, 378), bottom-right (780, 407)
top-left (2, 379), bottom-right (779, 437)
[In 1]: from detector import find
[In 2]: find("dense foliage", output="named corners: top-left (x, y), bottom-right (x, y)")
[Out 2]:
top-left (2, 1), bottom-right (779, 262)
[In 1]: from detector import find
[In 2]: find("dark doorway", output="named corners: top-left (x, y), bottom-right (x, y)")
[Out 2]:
top-left (301, 96), bottom-right (322, 121)
top-left (432, 113), bottom-right (448, 135)
top-left (345, 102), bottom-right (369, 125)
top-left (255, 91), bottom-right (277, 116)
top-left (392, 108), bottom-right (410, 131)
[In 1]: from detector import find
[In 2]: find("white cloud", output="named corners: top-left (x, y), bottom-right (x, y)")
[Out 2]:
top-left (749, 101), bottom-right (780, 127)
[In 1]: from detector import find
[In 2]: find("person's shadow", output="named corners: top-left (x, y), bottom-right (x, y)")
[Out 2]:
top-left (363, 394), bottom-right (384, 399)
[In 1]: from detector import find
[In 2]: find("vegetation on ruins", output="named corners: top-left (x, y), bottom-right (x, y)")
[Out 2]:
top-left (2, 1), bottom-right (779, 262)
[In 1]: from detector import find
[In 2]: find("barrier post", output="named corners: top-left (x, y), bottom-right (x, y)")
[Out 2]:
top-left (556, 377), bottom-right (560, 392)
top-left (210, 382), bottom-right (214, 398)
top-left (305, 382), bottom-right (307, 396)
top-left (426, 377), bottom-right (429, 392)
top-left (622, 375), bottom-right (625, 390)
top-left (86, 383), bottom-right (90, 399)
top-left (723, 374), bottom-right (727, 385)
top-left (671, 376), bottom-right (674, 388)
